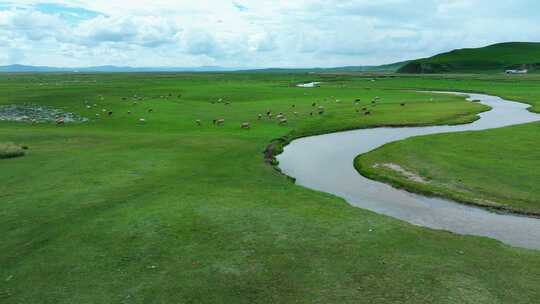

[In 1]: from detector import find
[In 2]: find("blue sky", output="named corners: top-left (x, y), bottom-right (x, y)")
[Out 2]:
top-left (1, 0), bottom-right (539, 68)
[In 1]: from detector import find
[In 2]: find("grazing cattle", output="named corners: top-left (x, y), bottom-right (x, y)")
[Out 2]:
top-left (86, 105), bottom-right (91, 109)
top-left (196, 119), bottom-right (201, 126)
top-left (355, 98), bottom-right (361, 102)
top-left (108, 111), bottom-right (113, 116)
top-left (291, 104), bottom-right (296, 108)
top-left (133, 101), bottom-right (138, 105)
top-left (362, 107), bottom-right (367, 111)
top-left (400, 103), bottom-right (406, 106)
top-left (148, 109), bottom-right (153, 113)
top-left (56, 117), bottom-right (65, 125)
top-left (139, 118), bottom-right (146, 124)
top-left (318, 106), bottom-right (325, 114)
top-left (102, 109), bottom-right (107, 112)
top-left (96, 114), bottom-right (100, 118)
top-left (241, 122), bottom-right (251, 129)
top-left (312, 102), bottom-right (316, 107)
top-left (364, 111), bottom-right (371, 115)
top-left (293, 111), bottom-right (299, 116)
top-left (276, 114), bottom-right (285, 120)
top-left (258, 114), bottom-right (263, 120)
top-left (216, 118), bottom-right (225, 125)
top-left (268, 113), bottom-right (273, 119)
top-left (310, 111), bottom-right (313, 116)
top-left (278, 118), bottom-right (287, 125)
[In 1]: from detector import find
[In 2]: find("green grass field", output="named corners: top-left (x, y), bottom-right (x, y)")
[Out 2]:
top-left (1, 73), bottom-right (540, 303)
top-left (355, 74), bottom-right (540, 214)
top-left (356, 122), bottom-right (540, 215)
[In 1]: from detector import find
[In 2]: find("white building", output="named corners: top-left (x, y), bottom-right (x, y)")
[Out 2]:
top-left (506, 69), bottom-right (528, 74)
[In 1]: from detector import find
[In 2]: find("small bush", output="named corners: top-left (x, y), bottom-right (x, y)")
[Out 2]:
top-left (0, 142), bottom-right (26, 159)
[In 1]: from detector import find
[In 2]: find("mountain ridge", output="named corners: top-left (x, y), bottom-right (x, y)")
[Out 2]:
top-left (0, 62), bottom-right (408, 73)
top-left (0, 64), bottom-right (239, 73)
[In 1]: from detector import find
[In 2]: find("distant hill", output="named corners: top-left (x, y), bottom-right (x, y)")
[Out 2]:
top-left (4, 43), bottom-right (540, 74)
top-left (0, 64), bottom-right (239, 73)
top-left (0, 64), bottom-right (67, 72)
top-left (398, 42), bottom-right (540, 74)
top-left (0, 61), bottom-right (408, 74)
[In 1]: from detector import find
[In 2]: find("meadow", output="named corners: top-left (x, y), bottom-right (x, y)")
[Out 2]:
top-left (356, 74), bottom-right (540, 215)
top-left (356, 122), bottom-right (540, 215)
top-left (1, 72), bottom-right (540, 303)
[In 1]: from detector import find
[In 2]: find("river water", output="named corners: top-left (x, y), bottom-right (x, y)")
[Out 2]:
top-left (277, 92), bottom-right (540, 250)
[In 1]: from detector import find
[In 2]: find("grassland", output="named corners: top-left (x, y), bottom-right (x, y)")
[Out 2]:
top-left (353, 74), bottom-right (540, 216)
top-left (356, 122), bottom-right (540, 215)
top-left (1, 72), bottom-right (540, 303)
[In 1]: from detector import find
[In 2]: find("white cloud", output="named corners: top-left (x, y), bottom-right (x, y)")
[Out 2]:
top-left (72, 15), bottom-right (180, 47)
top-left (248, 32), bottom-right (276, 52)
top-left (1, 0), bottom-right (540, 67)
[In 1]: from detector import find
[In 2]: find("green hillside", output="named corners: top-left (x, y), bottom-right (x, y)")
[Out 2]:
top-left (398, 42), bottom-right (540, 73)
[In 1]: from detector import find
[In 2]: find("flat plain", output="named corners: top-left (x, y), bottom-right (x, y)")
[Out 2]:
top-left (1, 73), bottom-right (540, 303)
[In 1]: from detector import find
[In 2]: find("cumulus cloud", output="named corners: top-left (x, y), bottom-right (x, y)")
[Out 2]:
top-left (72, 15), bottom-right (180, 47)
top-left (1, 0), bottom-right (540, 67)
top-left (182, 29), bottom-right (219, 56)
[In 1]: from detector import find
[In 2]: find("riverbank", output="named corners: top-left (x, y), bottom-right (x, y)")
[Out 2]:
top-left (277, 92), bottom-right (540, 249)
top-left (355, 121), bottom-right (540, 216)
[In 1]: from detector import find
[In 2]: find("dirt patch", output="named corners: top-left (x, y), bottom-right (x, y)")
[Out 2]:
top-left (373, 163), bottom-right (428, 183)
top-left (0, 104), bottom-right (88, 124)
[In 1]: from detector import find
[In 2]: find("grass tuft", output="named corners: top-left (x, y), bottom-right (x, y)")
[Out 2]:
top-left (0, 142), bottom-right (26, 159)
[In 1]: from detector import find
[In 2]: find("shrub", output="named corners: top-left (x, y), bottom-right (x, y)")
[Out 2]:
top-left (0, 142), bottom-right (26, 159)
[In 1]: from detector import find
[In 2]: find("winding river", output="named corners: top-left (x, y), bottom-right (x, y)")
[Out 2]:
top-left (277, 92), bottom-right (540, 250)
